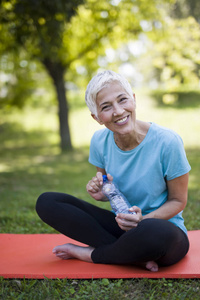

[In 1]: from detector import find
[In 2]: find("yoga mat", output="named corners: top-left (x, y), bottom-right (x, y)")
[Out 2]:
top-left (0, 231), bottom-right (200, 279)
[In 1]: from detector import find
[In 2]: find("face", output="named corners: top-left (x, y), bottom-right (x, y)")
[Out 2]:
top-left (92, 82), bottom-right (136, 135)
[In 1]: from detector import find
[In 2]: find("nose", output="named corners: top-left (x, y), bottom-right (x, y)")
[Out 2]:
top-left (113, 103), bottom-right (124, 116)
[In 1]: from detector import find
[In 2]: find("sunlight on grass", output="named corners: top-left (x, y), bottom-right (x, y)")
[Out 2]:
top-left (1, 90), bottom-right (199, 149)
top-left (135, 90), bottom-right (200, 149)
top-left (70, 89), bottom-right (200, 149)
top-left (0, 163), bottom-right (11, 172)
top-left (70, 107), bottom-right (102, 147)
top-left (1, 106), bottom-right (60, 151)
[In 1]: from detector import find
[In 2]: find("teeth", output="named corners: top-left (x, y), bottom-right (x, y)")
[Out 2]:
top-left (116, 116), bottom-right (127, 124)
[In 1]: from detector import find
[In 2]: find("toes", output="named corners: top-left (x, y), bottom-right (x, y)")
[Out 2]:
top-left (52, 245), bottom-right (65, 254)
top-left (146, 261), bottom-right (158, 272)
top-left (56, 253), bottom-right (66, 259)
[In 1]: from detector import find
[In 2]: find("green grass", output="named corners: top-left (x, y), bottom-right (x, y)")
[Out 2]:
top-left (0, 90), bottom-right (200, 299)
top-left (1, 277), bottom-right (200, 300)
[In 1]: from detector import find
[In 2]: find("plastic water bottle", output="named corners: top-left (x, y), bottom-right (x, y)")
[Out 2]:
top-left (102, 175), bottom-right (135, 215)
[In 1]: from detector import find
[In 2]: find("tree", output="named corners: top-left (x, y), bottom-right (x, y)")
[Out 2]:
top-left (170, 0), bottom-right (200, 23)
top-left (0, 0), bottom-right (85, 150)
top-left (0, 0), bottom-right (171, 150)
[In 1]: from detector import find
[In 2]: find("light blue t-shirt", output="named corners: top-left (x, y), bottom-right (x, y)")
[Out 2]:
top-left (89, 122), bottom-right (191, 235)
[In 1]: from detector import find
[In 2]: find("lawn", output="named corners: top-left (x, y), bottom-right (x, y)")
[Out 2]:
top-left (0, 90), bottom-right (200, 299)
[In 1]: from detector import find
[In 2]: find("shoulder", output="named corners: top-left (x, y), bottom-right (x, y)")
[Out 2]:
top-left (91, 128), bottom-right (112, 144)
top-left (151, 123), bottom-right (183, 145)
top-left (89, 128), bottom-right (113, 168)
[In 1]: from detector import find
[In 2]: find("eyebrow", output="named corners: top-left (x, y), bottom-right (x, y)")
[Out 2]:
top-left (99, 93), bottom-right (127, 107)
top-left (117, 93), bottom-right (127, 99)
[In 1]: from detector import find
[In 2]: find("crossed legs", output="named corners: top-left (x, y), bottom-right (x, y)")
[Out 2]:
top-left (36, 192), bottom-right (189, 272)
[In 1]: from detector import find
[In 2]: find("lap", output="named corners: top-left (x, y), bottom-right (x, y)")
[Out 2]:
top-left (92, 218), bottom-right (189, 265)
top-left (37, 193), bottom-right (189, 265)
top-left (36, 191), bottom-right (124, 239)
top-left (126, 218), bottom-right (189, 265)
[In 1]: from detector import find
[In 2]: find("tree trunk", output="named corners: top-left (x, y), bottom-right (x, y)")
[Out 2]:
top-left (42, 59), bottom-right (72, 151)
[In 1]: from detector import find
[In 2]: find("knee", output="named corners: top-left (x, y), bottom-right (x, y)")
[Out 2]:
top-left (139, 218), bottom-right (180, 243)
top-left (138, 219), bottom-right (172, 240)
top-left (35, 192), bottom-right (51, 216)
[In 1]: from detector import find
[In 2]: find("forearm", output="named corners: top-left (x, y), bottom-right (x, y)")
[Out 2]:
top-left (142, 198), bottom-right (187, 221)
top-left (143, 174), bottom-right (188, 221)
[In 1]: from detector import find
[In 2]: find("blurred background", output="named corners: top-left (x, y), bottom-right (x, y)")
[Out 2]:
top-left (0, 0), bottom-right (200, 232)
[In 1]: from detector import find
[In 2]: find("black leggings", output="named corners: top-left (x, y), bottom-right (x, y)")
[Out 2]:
top-left (36, 192), bottom-right (189, 266)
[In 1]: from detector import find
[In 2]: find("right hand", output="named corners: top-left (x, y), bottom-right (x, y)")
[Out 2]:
top-left (86, 172), bottom-right (113, 201)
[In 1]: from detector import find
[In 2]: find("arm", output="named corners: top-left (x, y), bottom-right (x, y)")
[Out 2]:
top-left (86, 167), bottom-right (113, 201)
top-left (116, 173), bottom-right (189, 231)
top-left (143, 172), bottom-right (189, 220)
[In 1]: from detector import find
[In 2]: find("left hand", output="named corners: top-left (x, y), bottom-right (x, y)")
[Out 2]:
top-left (115, 206), bottom-right (142, 231)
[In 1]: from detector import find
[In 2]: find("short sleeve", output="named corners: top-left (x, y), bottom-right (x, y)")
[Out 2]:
top-left (162, 134), bottom-right (191, 180)
top-left (89, 132), bottom-right (105, 168)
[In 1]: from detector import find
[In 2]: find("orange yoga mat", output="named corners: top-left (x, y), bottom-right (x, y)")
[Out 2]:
top-left (0, 231), bottom-right (200, 279)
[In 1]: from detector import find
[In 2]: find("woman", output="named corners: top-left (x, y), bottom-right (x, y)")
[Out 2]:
top-left (36, 70), bottom-right (191, 272)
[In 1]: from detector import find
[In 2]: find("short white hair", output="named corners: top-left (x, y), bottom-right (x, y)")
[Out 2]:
top-left (85, 70), bottom-right (134, 116)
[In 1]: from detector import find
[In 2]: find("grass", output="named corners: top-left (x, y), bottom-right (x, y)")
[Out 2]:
top-left (0, 90), bottom-right (200, 299)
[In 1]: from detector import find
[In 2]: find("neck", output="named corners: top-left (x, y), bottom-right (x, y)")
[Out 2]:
top-left (114, 121), bottom-right (150, 151)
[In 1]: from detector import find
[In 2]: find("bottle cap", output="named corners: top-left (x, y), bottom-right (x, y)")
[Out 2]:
top-left (102, 175), bottom-right (108, 182)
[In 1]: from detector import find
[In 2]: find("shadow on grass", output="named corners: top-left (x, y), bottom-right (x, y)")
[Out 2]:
top-left (0, 121), bottom-right (59, 155)
top-left (0, 121), bottom-right (101, 233)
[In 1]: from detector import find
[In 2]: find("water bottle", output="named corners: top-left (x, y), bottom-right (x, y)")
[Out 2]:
top-left (102, 175), bottom-right (135, 215)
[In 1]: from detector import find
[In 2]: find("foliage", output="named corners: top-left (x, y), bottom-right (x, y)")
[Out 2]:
top-left (0, 51), bottom-right (52, 109)
top-left (0, 0), bottom-right (173, 150)
top-left (148, 16), bottom-right (200, 90)
top-left (0, 0), bottom-right (84, 59)
top-left (65, 0), bottom-right (174, 87)
top-left (170, 0), bottom-right (200, 22)
top-left (134, 0), bottom-right (200, 96)
top-left (0, 0), bottom-right (171, 87)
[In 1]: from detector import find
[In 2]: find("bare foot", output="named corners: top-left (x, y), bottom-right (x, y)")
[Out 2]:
top-left (52, 243), bottom-right (94, 263)
top-left (145, 260), bottom-right (159, 272)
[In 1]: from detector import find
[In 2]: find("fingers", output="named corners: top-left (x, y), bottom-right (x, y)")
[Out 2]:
top-left (116, 214), bottom-right (138, 226)
top-left (86, 179), bottom-right (100, 193)
top-left (86, 172), bottom-right (104, 193)
top-left (115, 209), bottom-right (142, 231)
top-left (107, 173), bottom-right (113, 181)
top-left (116, 212), bottom-right (138, 221)
top-left (129, 206), bottom-right (141, 214)
top-left (86, 172), bottom-right (114, 202)
top-left (96, 172), bottom-right (104, 185)
top-left (115, 216), bottom-right (137, 231)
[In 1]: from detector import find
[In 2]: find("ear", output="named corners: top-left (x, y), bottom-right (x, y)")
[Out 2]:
top-left (91, 114), bottom-right (104, 125)
top-left (133, 93), bottom-right (136, 107)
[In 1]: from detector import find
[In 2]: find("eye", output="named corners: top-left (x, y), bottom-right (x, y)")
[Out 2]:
top-left (101, 105), bottom-right (111, 111)
top-left (119, 97), bottom-right (127, 103)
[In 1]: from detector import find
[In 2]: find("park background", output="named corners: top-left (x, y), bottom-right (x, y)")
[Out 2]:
top-left (0, 0), bottom-right (200, 298)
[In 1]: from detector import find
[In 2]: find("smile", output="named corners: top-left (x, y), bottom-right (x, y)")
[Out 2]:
top-left (115, 116), bottom-right (129, 124)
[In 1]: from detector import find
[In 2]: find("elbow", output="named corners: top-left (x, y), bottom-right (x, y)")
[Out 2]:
top-left (176, 197), bottom-right (188, 212)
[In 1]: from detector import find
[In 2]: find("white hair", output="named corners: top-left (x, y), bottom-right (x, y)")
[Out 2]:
top-left (85, 70), bottom-right (134, 117)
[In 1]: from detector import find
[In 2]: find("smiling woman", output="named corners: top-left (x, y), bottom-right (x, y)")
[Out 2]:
top-left (88, 72), bottom-right (150, 150)
top-left (36, 70), bottom-right (191, 273)
top-left (93, 83), bottom-right (136, 132)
